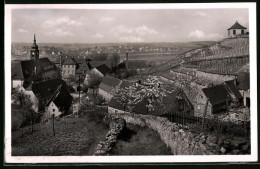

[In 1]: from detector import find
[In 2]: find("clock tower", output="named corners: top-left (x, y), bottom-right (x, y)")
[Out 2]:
top-left (30, 34), bottom-right (39, 76)
top-left (30, 34), bottom-right (39, 60)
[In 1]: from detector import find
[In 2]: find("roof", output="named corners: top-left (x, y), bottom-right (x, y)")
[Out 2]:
top-left (228, 21), bottom-right (247, 30)
top-left (224, 81), bottom-right (243, 99)
top-left (202, 84), bottom-right (230, 106)
top-left (94, 64), bottom-right (111, 75)
top-left (12, 58), bottom-right (59, 85)
top-left (237, 72), bottom-right (250, 91)
top-left (32, 78), bottom-right (67, 99)
top-left (88, 61), bottom-right (112, 69)
top-left (99, 76), bottom-right (122, 93)
top-left (63, 58), bottom-right (77, 65)
top-left (45, 84), bottom-right (72, 112)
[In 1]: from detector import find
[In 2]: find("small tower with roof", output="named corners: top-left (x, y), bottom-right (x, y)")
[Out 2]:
top-left (227, 21), bottom-right (247, 37)
top-left (30, 34), bottom-right (40, 76)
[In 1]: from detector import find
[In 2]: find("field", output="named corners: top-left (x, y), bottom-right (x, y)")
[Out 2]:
top-left (12, 108), bottom-right (172, 156)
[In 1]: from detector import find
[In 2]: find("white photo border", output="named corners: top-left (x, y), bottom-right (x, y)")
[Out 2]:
top-left (4, 3), bottom-right (257, 163)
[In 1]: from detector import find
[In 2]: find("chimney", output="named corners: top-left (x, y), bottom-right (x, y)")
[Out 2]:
top-left (60, 55), bottom-right (62, 75)
top-left (126, 52), bottom-right (128, 70)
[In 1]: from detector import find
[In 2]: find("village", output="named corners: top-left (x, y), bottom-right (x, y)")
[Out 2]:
top-left (11, 21), bottom-right (250, 156)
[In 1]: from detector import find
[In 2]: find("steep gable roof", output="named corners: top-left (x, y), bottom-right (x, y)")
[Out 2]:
top-left (32, 78), bottom-right (67, 99)
top-left (63, 58), bottom-right (77, 65)
top-left (45, 84), bottom-right (72, 112)
top-left (202, 84), bottom-right (230, 106)
top-left (237, 72), bottom-right (250, 91)
top-left (224, 80), bottom-right (243, 99)
top-left (88, 61), bottom-right (112, 69)
top-left (94, 64), bottom-right (111, 75)
top-left (99, 76), bottom-right (122, 93)
top-left (228, 21), bottom-right (247, 30)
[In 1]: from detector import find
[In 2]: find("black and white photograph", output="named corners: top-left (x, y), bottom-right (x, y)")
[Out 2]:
top-left (4, 3), bottom-right (257, 163)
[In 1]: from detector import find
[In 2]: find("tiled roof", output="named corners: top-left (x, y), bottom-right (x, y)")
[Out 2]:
top-left (237, 72), bottom-right (250, 91)
top-left (224, 81), bottom-right (243, 99)
top-left (32, 78), bottom-right (67, 99)
top-left (88, 61), bottom-right (112, 69)
top-left (94, 64), bottom-right (111, 75)
top-left (63, 58), bottom-right (77, 65)
top-left (202, 84), bottom-right (230, 106)
top-left (45, 84), bottom-right (72, 113)
top-left (228, 21), bottom-right (247, 30)
top-left (12, 58), bottom-right (58, 84)
top-left (99, 76), bottom-right (122, 93)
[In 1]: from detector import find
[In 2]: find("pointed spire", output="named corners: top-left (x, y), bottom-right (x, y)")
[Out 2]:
top-left (34, 33), bottom-right (36, 43)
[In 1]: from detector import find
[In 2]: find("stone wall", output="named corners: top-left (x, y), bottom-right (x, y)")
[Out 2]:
top-left (109, 111), bottom-right (250, 155)
top-left (94, 115), bottom-right (126, 156)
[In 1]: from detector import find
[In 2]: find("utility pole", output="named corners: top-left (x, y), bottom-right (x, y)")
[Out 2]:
top-left (202, 98), bottom-right (209, 131)
top-left (52, 114), bottom-right (55, 136)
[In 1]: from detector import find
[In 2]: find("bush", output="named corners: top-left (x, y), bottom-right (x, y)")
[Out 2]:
top-left (187, 118), bottom-right (249, 137)
top-left (68, 85), bottom-right (75, 93)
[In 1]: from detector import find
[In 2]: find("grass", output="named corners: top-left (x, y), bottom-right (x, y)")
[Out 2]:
top-left (110, 123), bottom-right (172, 155)
top-left (12, 109), bottom-right (109, 156)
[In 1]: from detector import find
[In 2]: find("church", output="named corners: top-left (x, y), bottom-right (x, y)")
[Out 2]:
top-left (11, 34), bottom-right (60, 90)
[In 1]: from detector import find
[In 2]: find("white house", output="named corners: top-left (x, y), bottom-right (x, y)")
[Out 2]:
top-left (227, 21), bottom-right (247, 37)
top-left (98, 76), bottom-right (122, 102)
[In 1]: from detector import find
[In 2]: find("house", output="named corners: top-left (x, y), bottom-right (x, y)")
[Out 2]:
top-left (11, 58), bottom-right (60, 90)
top-left (236, 72), bottom-right (250, 108)
top-left (31, 78), bottom-right (68, 113)
top-left (11, 35), bottom-right (60, 90)
top-left (88, 61), bottom-right (112, 70)
top-left (196, 82), bottom-right (242, 116)
top-left (62, 58), bottom-right (77, 78)
top-left (227, 21), bottom-right (247, 37)
top-left (98, 76), bottom-right (122, 102)
top-left (90, 64), bottom-right (111, 77)
top-left (43, 84), bottom-right (73, 119)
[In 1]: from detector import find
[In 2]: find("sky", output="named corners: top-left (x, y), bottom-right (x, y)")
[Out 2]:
top-left (11, 8), bottom-right (249, 43)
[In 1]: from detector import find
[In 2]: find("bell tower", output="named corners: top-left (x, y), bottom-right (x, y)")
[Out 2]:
top-left (30, 34), bottom-right (39, 60)
top-left (30, 34), bottom-right (39, 76)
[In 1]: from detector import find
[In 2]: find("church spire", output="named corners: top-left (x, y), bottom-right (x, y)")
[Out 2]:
top-left (34, 34), bottom-right (36, 43)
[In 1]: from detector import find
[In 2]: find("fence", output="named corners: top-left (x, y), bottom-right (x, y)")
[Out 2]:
top-left (161, 111), bottom-right (250, 137)
top-left (161, 112), bottom-right (201, 126)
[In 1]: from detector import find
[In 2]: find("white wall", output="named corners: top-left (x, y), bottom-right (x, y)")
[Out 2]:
top-left (12, 80), bottom-right (23, 89)
top-left (45, 101), bottom-right (62, 120)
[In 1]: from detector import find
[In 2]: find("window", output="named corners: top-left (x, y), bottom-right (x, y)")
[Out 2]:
top-left (200, 95), bottom-right (203, 99)
top-left (68, 70), bottom-right (70, 74)
top-left (115, 110), bottom-right (118, 113)
top-left (241, 30), bottom-right (244, 34)
top-left (53, 109), bottom-right (55, 112)
top-left (233, 30), bottom-right (236, 35)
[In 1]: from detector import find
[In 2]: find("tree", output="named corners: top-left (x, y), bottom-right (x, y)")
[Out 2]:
top-left (84, 72), bottom-right (103, 89)
top-left (112, 76), bottom-right (176, 114)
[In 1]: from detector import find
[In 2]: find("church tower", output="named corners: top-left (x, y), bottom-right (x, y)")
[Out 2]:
top-left (30, 34), bottom-right (39, 76)
top-left (30, 34), bottom-right (39, 60)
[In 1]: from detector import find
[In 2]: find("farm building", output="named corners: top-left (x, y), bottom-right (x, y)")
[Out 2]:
top-left (98, 76), bottom-right (122, 102)
top-left (31, 78), bottom-right (68, 113)
top-left (236, 72), bottom-right (250, 108)
top-left (196, 82), bottom-right (242, 116)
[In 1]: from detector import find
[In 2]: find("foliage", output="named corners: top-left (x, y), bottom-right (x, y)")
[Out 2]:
top-left (67, 85), bottom-right (75, 93)
top-left (84, 72), bottom-right (103, 88)
top-left (187, 117), bottom-right (249, 137)
top-left (90, 52), bottom-right (120, 66)
top-left (112, 76), bottom-right (176, 114)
